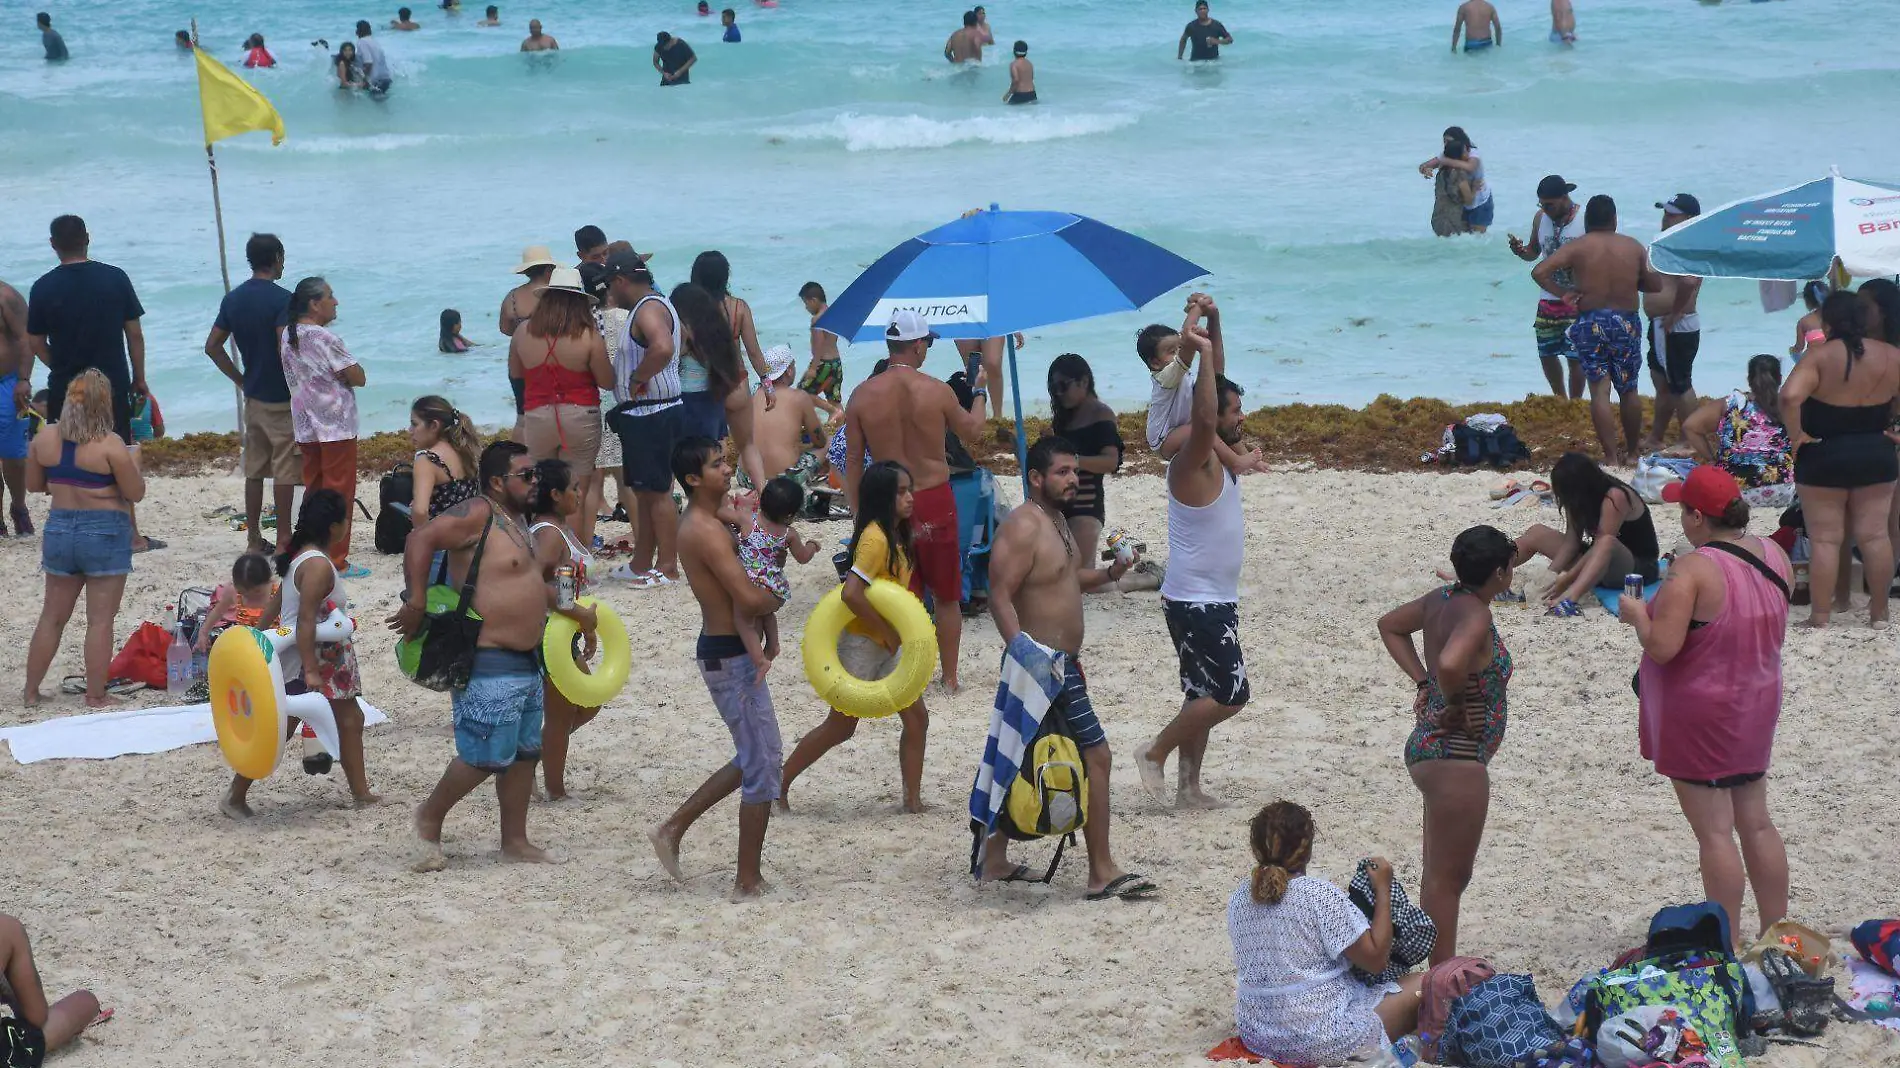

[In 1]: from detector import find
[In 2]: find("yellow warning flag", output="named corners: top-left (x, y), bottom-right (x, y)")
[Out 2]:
top-left (195, 46), bottom-right (285, 146)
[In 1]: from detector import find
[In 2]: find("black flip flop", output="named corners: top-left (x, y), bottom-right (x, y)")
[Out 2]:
top-left (1087, 873), bottom-right (1158, 901)
top-left (979, 864), bottom-right (1037, 885)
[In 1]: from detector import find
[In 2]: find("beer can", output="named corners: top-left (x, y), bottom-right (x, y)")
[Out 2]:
top-left (1623, 573), bottom-right (1645, 602)
top-left (555, 565), bottom-right (577, 609)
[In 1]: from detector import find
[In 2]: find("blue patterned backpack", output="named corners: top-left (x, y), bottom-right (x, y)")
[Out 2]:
top-left (1439, 973), bottom-right (1566, 1068)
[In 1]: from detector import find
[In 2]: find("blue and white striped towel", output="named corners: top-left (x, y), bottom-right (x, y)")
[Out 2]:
top-left (968, 634), bottom-right (1066, 851)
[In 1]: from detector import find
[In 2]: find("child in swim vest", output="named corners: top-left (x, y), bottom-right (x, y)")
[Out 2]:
top-left (735, 476), bottom-right (820, 676)
top-left (195, 552), bottom-right (279, 652)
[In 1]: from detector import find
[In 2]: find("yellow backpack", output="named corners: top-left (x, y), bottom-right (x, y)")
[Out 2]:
top-left (991, 705), bottom-right (1088, 883)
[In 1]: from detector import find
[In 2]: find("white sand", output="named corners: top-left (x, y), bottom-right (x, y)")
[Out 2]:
top-left (3, 469), bottom-right (1896, 1067)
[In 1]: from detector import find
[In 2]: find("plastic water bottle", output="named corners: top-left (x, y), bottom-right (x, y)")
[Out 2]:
top-left (300, 722), bottom-right (333, 776)
top-left (165, 624), bottom-right (192, 696)
top-left (1391, 1035), bottom-right (1422, 1068)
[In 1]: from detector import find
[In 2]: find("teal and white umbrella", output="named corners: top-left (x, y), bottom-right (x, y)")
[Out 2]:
top-left (1649, 171), bottom-right (1900, 280)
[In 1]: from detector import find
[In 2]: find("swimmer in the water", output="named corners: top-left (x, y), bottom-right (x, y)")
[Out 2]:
top-left (390, 7), bottom-right (422, 31)
top-left (1549, 0), bottom-right (1577, 43)
top-left (1004, 41), bottom-right (1036, 105)
top-left (972, 5), bottom-right (996, 47)
top-left (944, 10), bottom-right (983, 64)
top-left (1452, 0), bottom-right (1501, 53)
top-left (698, 1), bottom-right (712, 14)
top-left (175, 29), bottom-right (193, 49)
top-left (520, 18), bottom-right (557, 51)
top-left (479, 5), bottom-right (500, 26)
top-left (722, 8), bottom-right (741, 42)
top-left (243, 32), bottom-right (276, 67)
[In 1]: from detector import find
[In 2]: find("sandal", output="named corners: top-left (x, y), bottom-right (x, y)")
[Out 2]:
top-left (133, 536), bottom-right (167, 553)
top-left (1760, 947), bottom-right (1834, 1036)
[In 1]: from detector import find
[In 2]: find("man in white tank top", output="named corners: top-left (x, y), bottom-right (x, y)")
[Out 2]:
top-left (1508, 175), bottom-right (1587, 399)
top-left (604, 250), bottom-right (686, 584)
top-left (1139, 301), bottom-right (1252, 809)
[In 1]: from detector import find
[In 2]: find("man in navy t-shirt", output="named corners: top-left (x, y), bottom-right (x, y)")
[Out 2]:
top-left (1178, 1), bottom-right (1232, 61)
top-left (654, 31), bottom-right (696, 85)
top-left (26, 215), bottom-right (144, 444)
top-left (205, 232), bottom-right (298, 553)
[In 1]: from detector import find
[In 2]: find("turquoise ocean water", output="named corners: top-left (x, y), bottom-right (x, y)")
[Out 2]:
top-left (2, 0), bottom-right (1895, 433)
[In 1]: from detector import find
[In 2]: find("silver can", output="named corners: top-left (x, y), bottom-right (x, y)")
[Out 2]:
top-left (555, 565), bottom-right (577, 610)
top-left (1623, 572), bottom-right (1645, 602)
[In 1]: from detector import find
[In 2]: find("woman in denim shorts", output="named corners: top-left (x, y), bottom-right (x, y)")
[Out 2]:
top-left (24, 370), bottom-right (143, 708)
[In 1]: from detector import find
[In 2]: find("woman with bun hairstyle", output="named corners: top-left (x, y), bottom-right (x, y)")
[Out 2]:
top-left (1227, 800), bottom-right (1422, 1065)
top-left (1620, 465), bottom-right (1792, 939)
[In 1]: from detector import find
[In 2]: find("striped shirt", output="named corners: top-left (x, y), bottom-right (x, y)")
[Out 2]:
top-left (619, 293), bottom-right (683, 414)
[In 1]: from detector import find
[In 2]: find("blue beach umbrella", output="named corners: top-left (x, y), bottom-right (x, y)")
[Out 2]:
top-left (1649, 172), bottom-right (1900, 280)
top-left (815, 206), bottom-right (1209, 483)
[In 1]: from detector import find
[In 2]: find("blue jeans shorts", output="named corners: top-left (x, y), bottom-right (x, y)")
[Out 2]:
top-left (451, 648), bottom-right (545, 772)
top-left (42, 508), bottom-right (133, 577)
top-left (1463, 198), bottom-right (1495, 228)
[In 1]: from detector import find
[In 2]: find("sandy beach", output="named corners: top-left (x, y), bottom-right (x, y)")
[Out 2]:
top-left (3, 467), bottom-right (1897, 1067)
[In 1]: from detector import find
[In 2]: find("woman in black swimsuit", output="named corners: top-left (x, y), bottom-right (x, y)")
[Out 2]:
top-left (1047, 354), bottom-right (1122, 569)
top-left (1512, 452), bottom-right (1659, 612)
top-left (1780, 291), bottom-right (1900, 627)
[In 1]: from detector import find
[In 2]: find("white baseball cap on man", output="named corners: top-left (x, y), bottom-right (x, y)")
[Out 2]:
top-left (886, 309), bottom-right (938, 343)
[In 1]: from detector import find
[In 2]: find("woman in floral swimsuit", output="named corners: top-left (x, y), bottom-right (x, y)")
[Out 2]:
top-left (1376, 525), bottom-right (1516, 965)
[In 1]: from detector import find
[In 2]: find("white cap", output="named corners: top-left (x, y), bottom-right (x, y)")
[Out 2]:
top-left (885, 309), bottom-right (938, 343)
top-left (762, 343), bottom-right (796, 382)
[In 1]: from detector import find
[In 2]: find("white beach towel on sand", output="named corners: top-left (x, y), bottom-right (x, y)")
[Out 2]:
top-left (0, 701), bottom-right (388, 765)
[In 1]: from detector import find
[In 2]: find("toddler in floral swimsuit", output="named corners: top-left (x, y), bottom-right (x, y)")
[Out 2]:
top-left (736, 477), bottom-right (821, 675)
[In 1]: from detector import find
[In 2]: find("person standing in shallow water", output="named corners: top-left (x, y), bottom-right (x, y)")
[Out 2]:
top-left (1509, 175), bottom-right (1587, 400)
top-left (1377, 525), bottom-right (1516, 964)
top-left (1451, 0), bottom-right (1501, 52)
top-left (520, 19), bottom-right (557, 50)
top-left (37, 12), bottom-right (68, 60)
top-left (654, 31), bottom-right (696, 85)
top-left (1003, 41), bottom-right (1036, 104)
top-left (1178, 1), bottom-right (1231, 61)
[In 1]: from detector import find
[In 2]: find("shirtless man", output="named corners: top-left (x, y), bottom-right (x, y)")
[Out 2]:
top-left (1643, 194), bottom-right (1705, 451)
top-left (650, 437), bottom-right (785, 901)
top-left (1534, 195), bottom-right (1663, 466)
top-left (1003, 40), bottom-right (1036, 104)
top-left (1139, 307), bottom-right (1252, 809)
top-left (1550, 0), bottom-right (1577, 44)
top-left (845, 310), bottom-right (990, 691)
top-left (750, 344), bottom-right (826, 484)
top-left (520, 18), bottom-right (557, 50)
top-left (944, 10), bottom-right (983, 64)
top-left (1452, 0), bottom-right (1502, 52)
top-left (797, 282), bottom-right (843, 414)
top-left (478, 5), bottom-right (500, 26)
top-left (976, 437), bottom-right (1155, 900)
top-left (390, 7), bottom-right (422, 30)
top-left (0, 279), bottom-right (31, 537)
top-left (392, 441), bottom-right (595, 871)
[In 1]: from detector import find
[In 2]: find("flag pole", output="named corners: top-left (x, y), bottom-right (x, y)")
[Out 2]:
top-left (193, 19), bottom-right (246, 438)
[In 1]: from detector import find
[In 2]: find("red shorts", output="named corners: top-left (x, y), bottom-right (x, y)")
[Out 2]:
top-left (910, 481), bottom-right (962, 605)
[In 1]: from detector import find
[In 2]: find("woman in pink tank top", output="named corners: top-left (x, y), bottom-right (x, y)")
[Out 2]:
top-left (1619, 465), bottom-right (1792, 941)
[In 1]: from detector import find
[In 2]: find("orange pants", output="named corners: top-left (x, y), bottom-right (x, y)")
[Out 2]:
top-left (299, 438), bottom-right (357, 568)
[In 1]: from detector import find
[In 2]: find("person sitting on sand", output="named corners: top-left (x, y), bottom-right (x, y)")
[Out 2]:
top-left (23, 370), bottom-right (143, 710)
top-left (393, 441), bottom-right (597, 869)
top-left (1228, 802), bottom-right (1423, 1064)
top-left (1680, 354), bottom-right (1792, 495)
top-left (1378, 525), bottom-right (1515, 964)
top-left (650, 437), bottom-right (785, 899)
top-left (1620, 465), bottom-right (1792, 941)
top-left (222, 489), bottom-right (378, 818)
top-left (1137, 294), bottom-right (1264, 474)
top-left (528, 458), bottom-right (599, 803)
top-left (1512, 451), bottom-right (1660, 614)
top-left (746, 344), bottom-right (827, 490)
top-left (780, 461), bottom-right (933, 812)
top-left (733, 476), bottom-right (820, 677)
top-left (1, 913), bottom-right (106, 1064)
top-left (194, 551), bottom-right (277, 652)
top-left (1781, 290), bottom-right (1900, 629)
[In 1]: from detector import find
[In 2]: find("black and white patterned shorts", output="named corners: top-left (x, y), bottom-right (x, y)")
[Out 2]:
top-left (1163, 599), bottom-right (1250, 708)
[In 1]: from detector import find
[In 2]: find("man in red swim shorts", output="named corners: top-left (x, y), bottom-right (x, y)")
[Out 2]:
top-left (844, 309), bottom-right (991, 691)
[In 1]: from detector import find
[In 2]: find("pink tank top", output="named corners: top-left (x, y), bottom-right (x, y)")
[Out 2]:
top-left (1637, 543), bottom-right (1790, 780)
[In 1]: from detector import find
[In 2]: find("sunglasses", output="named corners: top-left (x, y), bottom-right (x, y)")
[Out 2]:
top-left (507, 469), bottom-right (540, 483)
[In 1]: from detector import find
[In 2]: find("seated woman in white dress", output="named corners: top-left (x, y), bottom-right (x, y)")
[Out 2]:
top-left (1227, 801), bottom-right (1423, 1066)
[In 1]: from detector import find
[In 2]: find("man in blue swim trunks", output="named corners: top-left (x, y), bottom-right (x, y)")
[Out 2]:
top-left (0, 279), bottom-right (30, 537)
top-left (1452, 0), bottom-right (1501, 52)
top-left (1533, 195), bottom-right (1664, 466)
top-left (395, 440), bottom-right (598, 871)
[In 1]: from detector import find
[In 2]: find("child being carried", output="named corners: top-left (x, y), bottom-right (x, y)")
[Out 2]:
top-left (736, 476), bottom-right (821, 676)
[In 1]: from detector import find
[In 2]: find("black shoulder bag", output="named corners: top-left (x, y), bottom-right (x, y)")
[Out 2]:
top-left (1632, 540), bottom-right (1789, 696)
top-left (408, 513), bottom-right (493, 693)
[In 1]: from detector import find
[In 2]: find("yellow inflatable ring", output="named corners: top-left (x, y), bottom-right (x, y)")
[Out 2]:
top-left (542, 596), bottom-right (631, 707)
top-left (210, 626), bottom-right (287, 781)
top-left (802, 579), bottom-right (938, 719)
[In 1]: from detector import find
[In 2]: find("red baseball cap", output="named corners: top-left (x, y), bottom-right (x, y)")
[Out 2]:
top-left (1661, 465), bottom-right (1742, 515)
